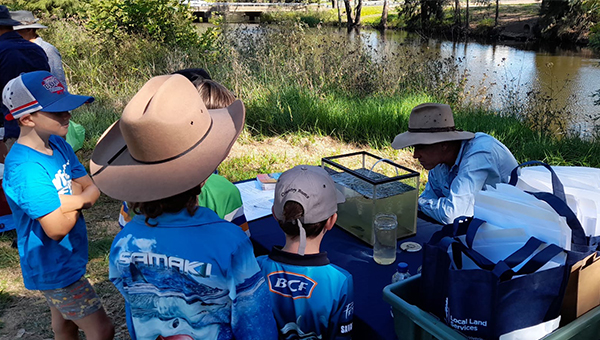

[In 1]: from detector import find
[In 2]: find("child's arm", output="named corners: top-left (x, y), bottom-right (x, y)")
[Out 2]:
top-left (59, 175), bottom-right (100, 212)
top-left (37, 207), bottom-right (80, 241)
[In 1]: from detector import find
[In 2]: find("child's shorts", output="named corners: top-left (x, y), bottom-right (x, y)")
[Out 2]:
top-left (41, 276), bottom-right (103, 320)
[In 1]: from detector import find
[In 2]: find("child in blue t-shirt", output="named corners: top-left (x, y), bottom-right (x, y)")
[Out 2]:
top-left (257, 165), bottom-right (355, 339)
top-left (1, 71), bottom-right (114, 339)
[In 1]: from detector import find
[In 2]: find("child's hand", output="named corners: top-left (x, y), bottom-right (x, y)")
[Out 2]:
top-left (71, 181), bottom-right (83, 195)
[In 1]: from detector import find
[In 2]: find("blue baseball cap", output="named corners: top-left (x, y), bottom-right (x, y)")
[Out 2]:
top-left (2, 71), bottom-right (94, 121)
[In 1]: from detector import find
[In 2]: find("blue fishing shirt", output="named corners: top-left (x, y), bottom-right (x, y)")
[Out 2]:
top-left (419, 132), bottom-right (518, 224)
top-left (109, 208), bottom-right (278, 340)
top-left (257, 247), bottom-right (354, 339)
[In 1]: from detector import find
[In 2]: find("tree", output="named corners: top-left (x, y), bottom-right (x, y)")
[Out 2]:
top-left (380, 0), bottom-right (389, 29)
top-left (495, 0), bottom-right (499, 26)
top-left (354, 0), bottom-right (363, 26)
top-left (343, 0), bottom-right (353, 28)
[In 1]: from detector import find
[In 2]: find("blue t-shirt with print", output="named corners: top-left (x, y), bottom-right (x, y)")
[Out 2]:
top-left (3, 135), bottom-right (89, 290)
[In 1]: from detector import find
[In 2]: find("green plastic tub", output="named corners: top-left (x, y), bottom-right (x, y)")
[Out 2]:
top-left (383, 274), bottom-right (600, 340)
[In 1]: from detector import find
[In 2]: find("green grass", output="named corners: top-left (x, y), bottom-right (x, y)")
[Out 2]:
top-left (38, 18), bottom-right (600, 171)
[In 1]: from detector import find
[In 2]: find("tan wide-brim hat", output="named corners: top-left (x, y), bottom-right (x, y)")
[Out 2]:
top-left (391, 103), bottom-right (474, 149)
top-left (90, 74), bottom-right (245, 202)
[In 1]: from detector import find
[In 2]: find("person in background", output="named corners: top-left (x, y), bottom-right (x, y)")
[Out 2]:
top-left (118, 70), bottom-right (249, 235)
top-left (391, 103), bottom-right (518, 224)
top-left (11, 10), bottom-right (68, 89)
top-left (2, 71), bottom-right (114, 340)
top-left (92, 74), bottom-right (277, 340)
top-left (0, 5), bottom-right (49, 155)
top-left (257, 165), bottom-right (354, 339)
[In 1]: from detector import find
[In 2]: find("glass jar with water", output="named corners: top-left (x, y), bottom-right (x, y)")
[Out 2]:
top-left (321, 151), bottom-right (419, 246)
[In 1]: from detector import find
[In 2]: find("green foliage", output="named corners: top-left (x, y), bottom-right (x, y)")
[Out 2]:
top-left (589, 22), bottom-right (600, 51)
top-left (85, 0), bottom-right (203, 47)
top-left (260, 10), bottom-right (334, 27)
top-left (540, 0), bottom-right (600, 43)
top-left (3, 0), bottom-right (88, 17)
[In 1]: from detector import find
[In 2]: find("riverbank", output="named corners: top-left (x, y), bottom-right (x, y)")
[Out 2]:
top-left (259, 2), bottom-right (588, 45)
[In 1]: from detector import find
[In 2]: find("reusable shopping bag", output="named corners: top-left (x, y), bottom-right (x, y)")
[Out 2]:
top-left (445, 236), bottom-right (567, 340)
top-left (508, 161), bottom-right (597, 264)
top-left (421, 216), bottom-right (475, 320)
top-left (422, 217), bottom-right (539, 321)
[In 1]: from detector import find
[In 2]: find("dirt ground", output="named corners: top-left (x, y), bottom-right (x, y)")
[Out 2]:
top-left (0, 136), bottom-right (420, 340)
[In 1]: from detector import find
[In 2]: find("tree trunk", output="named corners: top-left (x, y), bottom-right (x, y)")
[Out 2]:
top-left (337, 0), bottom-right (342, 26)
top-left (332, 0), bottom-right (336, 8)
top-left (465, 0), bottom-right (469, 29)
top-left (495, 0), bottom-right (499, 26)
top-left (454, 0), bottom-right (460, 25)
top-left (344, 0), bottom-right (354, 28)
top-left (354, 0), bottom-right (363, 26)
top-left (420, 0), bottom-right (428, 30)
top-left (380, 0), bottom-right (389, 29)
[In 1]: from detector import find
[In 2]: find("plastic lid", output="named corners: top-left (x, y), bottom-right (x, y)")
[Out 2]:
top-left (397, 262), bottom-right (409, 273)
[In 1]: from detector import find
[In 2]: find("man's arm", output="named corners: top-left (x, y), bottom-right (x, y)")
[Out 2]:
top-left (59, 175), bottom-right (100, 212)
top-left (418, 152), bottom-right (494, 224)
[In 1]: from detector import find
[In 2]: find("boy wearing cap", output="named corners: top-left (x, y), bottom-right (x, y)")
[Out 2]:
top-left (1, 71), bottom-right (114, 339)
top-left (91, 74), bottom-right (277, 340)
top-left (257, 165), bottom-right (354, 340)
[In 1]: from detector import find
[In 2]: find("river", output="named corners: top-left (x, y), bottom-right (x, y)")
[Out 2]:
top-left (205, 23), bottom-right (600, 138)
top-left (358, 28), bottom-right (600, 137)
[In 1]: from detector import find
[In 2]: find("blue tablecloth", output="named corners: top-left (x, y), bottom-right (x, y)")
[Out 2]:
top-left (249, 213), bottom-right (443, 340)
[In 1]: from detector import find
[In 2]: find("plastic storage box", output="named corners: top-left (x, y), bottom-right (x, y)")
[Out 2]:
top-left (383, 274), bottom-right (600, 340)
top-left (322, 151), bottom-right (419, 246)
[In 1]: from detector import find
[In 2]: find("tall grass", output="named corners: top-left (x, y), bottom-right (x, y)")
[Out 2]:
top-left (39, 19), bottom-right (600, 169)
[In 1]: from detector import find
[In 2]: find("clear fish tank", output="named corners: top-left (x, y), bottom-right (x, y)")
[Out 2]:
top-left (322, 152), bottom-right (419, 246)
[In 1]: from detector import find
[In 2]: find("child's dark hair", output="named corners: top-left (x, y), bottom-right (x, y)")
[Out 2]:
top-left (278, 201), bottom-right (327, 238)
top-left (131, 184), bottom-right (202, 226)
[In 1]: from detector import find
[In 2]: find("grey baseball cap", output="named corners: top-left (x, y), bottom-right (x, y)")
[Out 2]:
top-left (274, 165), bottom-right (345, 224)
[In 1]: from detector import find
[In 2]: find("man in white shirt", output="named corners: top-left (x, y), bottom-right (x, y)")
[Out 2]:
top-left (10, 10), bottom-right (67, 89)
top-left (392, 103), bottom-right (518, 224)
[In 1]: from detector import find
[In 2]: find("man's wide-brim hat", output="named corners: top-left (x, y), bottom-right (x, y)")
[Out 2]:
top-left (90, 74), bottom-right (245, 202)
top-left (391, 103), bottom-right (474, 149)
top-left (10, 11), bottom-right (47, 29)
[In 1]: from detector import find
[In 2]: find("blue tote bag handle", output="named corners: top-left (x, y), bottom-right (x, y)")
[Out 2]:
top-left (508, 160), bottom-right (590, 250)
top-left (463, 218), bottom-right (547, 267)
top-left (492, 242), bottom-right (564, 281)
top-left (508, 160), bottom-right (566, 202)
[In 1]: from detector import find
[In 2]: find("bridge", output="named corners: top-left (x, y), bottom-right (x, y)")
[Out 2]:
top-left (185, 1), bottom-right (318, 22)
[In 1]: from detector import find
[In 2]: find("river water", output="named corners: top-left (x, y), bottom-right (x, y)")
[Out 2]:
top-left (356, 28), bottom-right (600, 137)
top-left (206, 23), bottom-right (600, 137)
